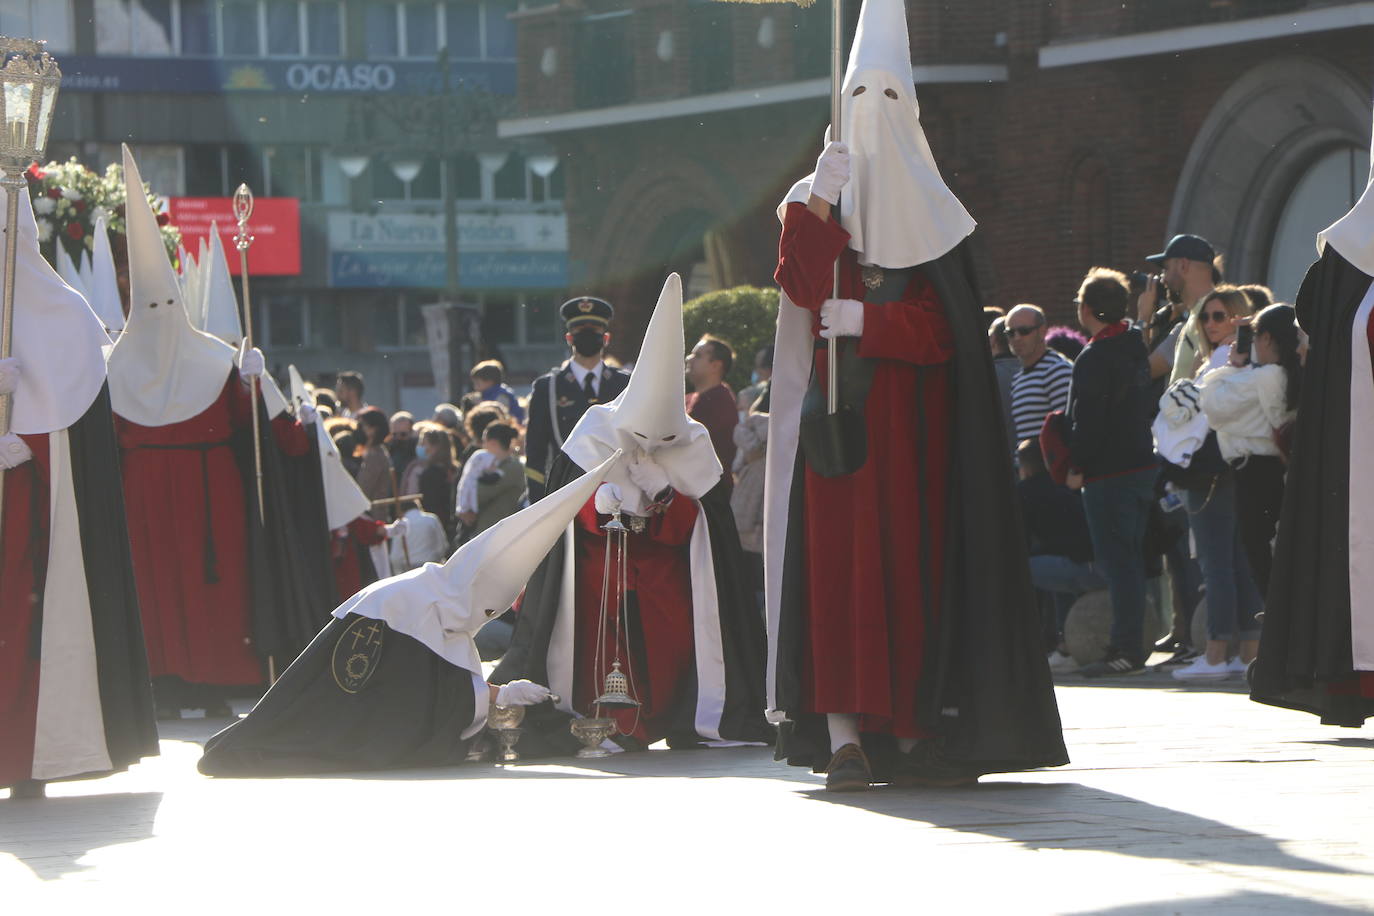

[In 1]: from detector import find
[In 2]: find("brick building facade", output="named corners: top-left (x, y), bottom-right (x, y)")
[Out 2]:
top-left (501, 0), bottom-right (1374, 351)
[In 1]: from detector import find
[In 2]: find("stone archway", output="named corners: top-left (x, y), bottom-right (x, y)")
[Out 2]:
top-left (1167, 56), bottom-right (1370, 288)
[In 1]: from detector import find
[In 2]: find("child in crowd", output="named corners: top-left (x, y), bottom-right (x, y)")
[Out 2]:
top-left (467, 360), bottom-right (526, 426)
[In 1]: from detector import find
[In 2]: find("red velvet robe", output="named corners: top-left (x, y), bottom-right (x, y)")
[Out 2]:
top-left (117, 375), bottom-right (306, 687)
top-left (0, 433), bottom-right (49, 785)
top-left (775, 202), bottom-right (955, 739)
top-left (333, 516), bottom-right (388, 603)
top-left (571, 493), bottom-right (698, 743)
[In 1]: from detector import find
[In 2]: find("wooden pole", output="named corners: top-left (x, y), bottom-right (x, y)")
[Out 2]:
top-left (827, 0), bottom-right (843, 415)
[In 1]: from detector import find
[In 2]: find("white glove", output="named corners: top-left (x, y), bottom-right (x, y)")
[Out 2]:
top-left (0, 432), bottom-right (32, 470)
top-left (384, 517), bottom-right (408, 540)
top-left (819, 298), bottom-right (865, 339)
top-left (297, 401), bottom-right (318, 426)
top-left (0, 357), bottom-right (19, 396)
top-left (594, 482), bottom-right (623, 516)
top-left (627, 454), bottom-right (670, 498)
top-left (810, 141), bottom-right (850, 205)
top-left (236, 343), bottom-right (265, 379)
top-left (495, 680), bottom-right (553, 707)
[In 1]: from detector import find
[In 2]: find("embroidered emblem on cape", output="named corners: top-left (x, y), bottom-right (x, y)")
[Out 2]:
top-left (332, 616), bottom-right (386, 694)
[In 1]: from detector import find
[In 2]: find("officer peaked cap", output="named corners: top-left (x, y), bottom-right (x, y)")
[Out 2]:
top-left (561, 296), bottom-right (613, 331)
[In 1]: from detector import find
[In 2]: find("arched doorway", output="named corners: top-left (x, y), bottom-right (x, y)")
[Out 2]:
top-left (1167, 57), bottom-right (1370, 299)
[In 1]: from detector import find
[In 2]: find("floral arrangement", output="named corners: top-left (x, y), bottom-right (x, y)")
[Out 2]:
top-left (26, 158), bottom-right (182, 266)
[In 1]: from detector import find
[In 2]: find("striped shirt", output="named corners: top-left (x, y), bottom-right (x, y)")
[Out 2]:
top-left (1010, 349), bottom-right (1074, 444)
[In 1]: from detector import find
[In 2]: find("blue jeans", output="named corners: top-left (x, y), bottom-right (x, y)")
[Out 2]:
top-left (1029, 554), bottom-right (1107, 638)
top-left (1184, 471), bottom-right (1263, 642)
top-left (1081, 467), bottom-right (1155, 663)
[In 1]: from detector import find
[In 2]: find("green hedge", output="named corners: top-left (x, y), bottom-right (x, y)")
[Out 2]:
top-left (682, 285), bottom-right (780, 392)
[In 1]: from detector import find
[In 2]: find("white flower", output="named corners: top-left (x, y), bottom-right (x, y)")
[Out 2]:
top-left (36, 218), bottom-right (52, 242)
top-left (92, 205), bottom-right (112, 225)
top-left (32, 196), bottom-right (55, 215)
top-left (60, 186), bottom-right (81, 201)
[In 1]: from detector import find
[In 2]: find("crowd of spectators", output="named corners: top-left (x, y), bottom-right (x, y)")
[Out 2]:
top-left (1002, 233), bottom-right (1305, 682)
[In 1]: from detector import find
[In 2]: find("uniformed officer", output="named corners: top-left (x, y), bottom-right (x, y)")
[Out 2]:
top-left (524, 296), bottom-right (630, 501)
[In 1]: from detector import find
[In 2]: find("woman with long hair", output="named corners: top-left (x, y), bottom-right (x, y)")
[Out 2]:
top-left (352, 407), bottom-right (393, 502)
top-left (1194, 286), bottom-right (1253, 375)
top-left (416, 425), bottom-right (460, 538)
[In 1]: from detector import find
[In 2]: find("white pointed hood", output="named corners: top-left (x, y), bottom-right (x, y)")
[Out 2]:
top-left (288, 363), bottom-right (311, 412)
top-left (833, 0), bottom-right (975, 268)
top-left (107, 145), bottom-right (235, 427)
top-left (1318, 107), bottom-right (1374, 276)
top-left (55, 240), bottom-right (88, 301)
top-left (335, 451), bottom-right (622, 671)
top-left (0, 188), bottom-right (109, 435)
top-left (184, 236), bottom-right (208, 329)
top-left (77, 247), bottom-right (94, 293)
top-left (201, 223), bottom-right (244, 347)
top-left (562, 273), bottom-right (722, 514)
top-left (314, 405), bottom-right (372, 529)
top-left (86, 215), bottom-right (125, 336)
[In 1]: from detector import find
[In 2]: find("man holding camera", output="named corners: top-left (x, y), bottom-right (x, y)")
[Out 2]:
top-left (1134, 234), bottom-right (1219, 383)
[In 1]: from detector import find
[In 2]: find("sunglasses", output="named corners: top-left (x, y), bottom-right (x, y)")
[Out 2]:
top-left (1003, 324), bottom-right (1042, 338)
top-left (1201, 310), bottom-right (1230, 324)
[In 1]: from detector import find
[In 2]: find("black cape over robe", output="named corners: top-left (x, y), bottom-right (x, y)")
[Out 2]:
top-left (198, 613), bottom-right (479, 776)
top-left (773, 238), bottom-right (1069, 776)
top-left (1251, 247), bottom-right (1374, 726)
top-left (234, 389), bottom-right (338, 666)
top-left (67, 385), bottom-right (161, 777)
top-left (492, 451), bottom-right (772, 752)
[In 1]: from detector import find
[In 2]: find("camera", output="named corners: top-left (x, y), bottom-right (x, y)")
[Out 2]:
top-left (1129, 271), bottom-right (1162, 296)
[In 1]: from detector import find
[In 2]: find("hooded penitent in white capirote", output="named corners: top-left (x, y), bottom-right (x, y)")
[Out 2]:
top-left (54, 238), bottom-right (89, 302)
top-left (183, 235), bottom-right (208, 329)
top-left (1318, 105), bottom-right (1374, 276)
top-left (0, 187), bottom-right (109, 436)
top-left (107, 145), bottom-right (236, 427)
top-left (334, 451), bottom-right (621, 672)
top-left (313, 398), bottom-right (372, 530)
top-left (561, 272), bottom-right (722, 515)
top-left (832, 0), bottom-right (975, 270)
top-left (87, 215), bottom-right (126, 337)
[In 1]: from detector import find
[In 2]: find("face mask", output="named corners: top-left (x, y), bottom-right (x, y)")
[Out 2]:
top-left (750, 370), bottom-right (761, 386)
top-left (572, 330), bottom-right (605, 358)
top-left (416, 443), bottom-right (428, 461)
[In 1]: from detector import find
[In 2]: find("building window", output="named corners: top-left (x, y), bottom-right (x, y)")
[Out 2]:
top-left (1268, 145), bottom-right (1371, 300)
top-left (2, 1), bottom-right (75, 53)
top-left (96, 0), bottom-right (345, 57)
top-left (366, 1), bottom-right (518, 60)
top-left (309, 300), bottom-right (342, 348)
top-left (364, 2), bottom-right (400, 57)
top-left (180, 0), bottom-right (219, 54)
top-left (264, 295), bottom-right (306, 348)
top-left (574, 13), bottom-right (632, 109)
top-left (493, 153), bottom-right (528, 200)
top-left (306, 2), bottom-right (342, 55)
top-left (405, 2), bottom-right (439, 58)
top-left (220, 0), bottom-right (260, 55)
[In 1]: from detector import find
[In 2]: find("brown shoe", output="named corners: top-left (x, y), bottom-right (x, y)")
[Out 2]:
top-left (824, 743), bottom-right (873, 792)
top-left (891, 740), bottom-right (979, 788)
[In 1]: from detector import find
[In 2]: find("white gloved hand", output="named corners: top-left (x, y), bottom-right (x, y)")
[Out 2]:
top-left (297, 401), bottom-right (318, 426)
top-left (0, 357), bottom-right (20, 396)
top-left (495, 679), bottom-right (553, 707)
top-left (819, 298), bottom-right (865, 339)
top-left (0, 432), bottom-right (32, 470)
top-left (810, 141), bottom-right (851, 206)
top-left (384, 517), bottom-right (408, 540)
top-left (627, 454), bottom-right (670, 498)
top-left (594, 482), bottom-right (623, 516)
top-left (236, 343), bottom-right (265, 379)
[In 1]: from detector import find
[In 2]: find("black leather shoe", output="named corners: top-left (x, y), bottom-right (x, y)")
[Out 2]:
top-left (824, 743), bottom-right (873, 792)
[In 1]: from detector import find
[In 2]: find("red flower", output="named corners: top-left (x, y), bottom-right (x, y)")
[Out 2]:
top-left (156, 212), bottom-right (170, 226)
top-left (47, 187), bottom-right (61, 199)
top-left (26, 163), bottom-right (45, 180)
top-left (74, 199), bottom-right (87, 212)
top-left (66, 222), bottom-right (84, 240)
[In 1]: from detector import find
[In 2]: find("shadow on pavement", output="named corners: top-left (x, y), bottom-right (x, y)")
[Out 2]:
top-left (1290, 737), bottom-right (1374, 749)
top-left (1065, 890), bottom-right (1374, 914)
top-left (0, 791), bottom-right (163, 881)
top-left (802, 781), bottom-right (1362, 878)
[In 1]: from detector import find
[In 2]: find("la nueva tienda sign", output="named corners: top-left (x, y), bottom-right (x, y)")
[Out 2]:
top-left (327, 210), bottom-right (568, 290)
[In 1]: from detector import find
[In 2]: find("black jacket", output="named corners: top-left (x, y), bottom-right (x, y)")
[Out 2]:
top-left (1018, 472), bottom-right (1094, 563)
top-left (1066, 326), bottom-right (1155, 481)
top-left (523, 360), bottom-right (630, 501)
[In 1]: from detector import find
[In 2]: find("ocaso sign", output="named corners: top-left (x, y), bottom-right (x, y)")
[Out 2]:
top-left (285, 63), bottom-right (397, 92)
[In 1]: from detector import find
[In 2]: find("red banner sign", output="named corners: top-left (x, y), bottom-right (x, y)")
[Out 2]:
top-left (168, 197), bottom-right (301, 276)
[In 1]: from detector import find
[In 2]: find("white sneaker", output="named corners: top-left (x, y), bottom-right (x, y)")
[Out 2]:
top-left (1047, 650), bottom-right (1077, 673)
top-left (1172, 656), bottom-right (1232, 682)
top-left (1226, 657), bottom-right (1250, 679)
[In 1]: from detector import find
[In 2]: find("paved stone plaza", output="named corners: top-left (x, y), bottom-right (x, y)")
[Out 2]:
top-left (3, 671), bottom-right (1372, 914)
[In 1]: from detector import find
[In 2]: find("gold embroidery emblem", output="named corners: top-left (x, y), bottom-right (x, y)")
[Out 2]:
top-left (578, 299), bottom-right (594, 313)
top-left (332, 616), bottom-right (385, 694)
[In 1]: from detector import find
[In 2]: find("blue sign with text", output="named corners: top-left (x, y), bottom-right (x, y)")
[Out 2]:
top-left (330, 251), bottom-right (569, 289)
top-left (61, 56), bottom-right (515, 95)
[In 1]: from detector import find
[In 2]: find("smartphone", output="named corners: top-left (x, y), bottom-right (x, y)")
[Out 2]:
top-left (1235, 323), bottom-right (1253, 360)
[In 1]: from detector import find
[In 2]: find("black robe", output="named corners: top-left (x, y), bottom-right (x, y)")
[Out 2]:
top-left (492, 452), bottom-right (772, 751)
top-left (1250, 247), bottom-right (1374, 726)
top-left (773, 239), bottom-right (1069, 777)
top-left (235, 393), bottom-right (338, 666)
top-left (198, 613), bottom-right (480, 776)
